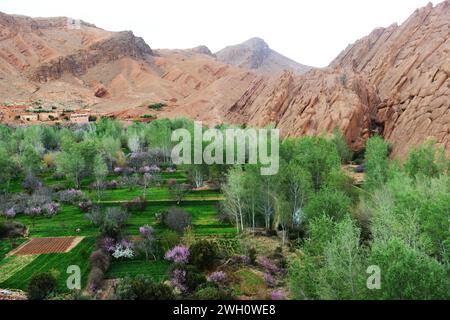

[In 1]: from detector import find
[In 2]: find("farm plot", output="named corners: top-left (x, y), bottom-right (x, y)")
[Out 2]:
top-left (9, 237), bottom-right (84, 256)
top-left (0, 237), bottom-right (95, 292)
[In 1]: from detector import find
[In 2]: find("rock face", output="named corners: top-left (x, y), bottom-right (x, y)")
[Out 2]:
top-left (224, 68), bottom-right (380, 150)
top-left (331, 0), bottom-right (450, 156)
top-left (215, 37), bottom-right (313, 75)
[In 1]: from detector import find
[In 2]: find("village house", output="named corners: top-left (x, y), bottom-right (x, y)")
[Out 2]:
top-left (38, 112), bottom-right (59, 121)
top-left (70, 113), bottom-right (90, 124)
top-left (20, 114), bottom-right (39, 122)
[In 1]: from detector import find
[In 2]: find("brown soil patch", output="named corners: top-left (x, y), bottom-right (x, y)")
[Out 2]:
top-left (8, 237), bottom-right (84, 256)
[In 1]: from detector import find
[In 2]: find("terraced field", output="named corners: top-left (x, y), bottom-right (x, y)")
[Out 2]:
top-left (0, 170), bottom-right (233, 293)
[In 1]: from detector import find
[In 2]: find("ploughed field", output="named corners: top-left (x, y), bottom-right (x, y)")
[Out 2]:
top-left (0, 170), bottom-right (233, 292)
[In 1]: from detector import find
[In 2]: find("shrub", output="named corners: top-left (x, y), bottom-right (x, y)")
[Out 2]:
top-left (23, 175), bottom-right (43, 193)
top-left (44, 202), bottom-right (60, 217)
top-left (0, 221), bottom-right (26, 238)
top-left (165, 245), bottom-right (190, 264)
top-left (207, 271), bottom-right (227, 284)
top-left (257, 256), bottom-right (279, 275)
top-left (78, 200), bottom-right (93, 213)
top-left (158, 230), bottom-right (180, 254)
top-left (114, 276), bottom-right (175, 300)
top-left (90, 249), bottom-right (111, 273)
top-left (87, 267), bottom-right (104, 293)
top-left (264, 273), bottom-right (276, 288)
top-left (169, 264), bottom-right (206, 293)
top-left (190, 240), bottom-right (217, 271)
top-left (58, 189), bottom-right (85, 204)
top-left (193, 286), bottom-right (235, 300)
top-left (271, 289), bottom-right (287, 300)
top-left (162, 207), bottom-right (192, 234)
top-left (27, 272), bottom-right (57, 300)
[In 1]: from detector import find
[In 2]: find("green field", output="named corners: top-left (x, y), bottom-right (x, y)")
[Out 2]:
top-left (0, 237), bottom-right (95, 292)
top-left (0, 168), bottom-right (233, 294)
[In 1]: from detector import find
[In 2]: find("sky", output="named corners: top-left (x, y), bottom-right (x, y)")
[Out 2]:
top-left (0, 0), bottom-right (440, 67)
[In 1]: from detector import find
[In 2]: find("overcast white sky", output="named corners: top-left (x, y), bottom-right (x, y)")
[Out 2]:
top-left (1, 0), bottom-right (440, 67)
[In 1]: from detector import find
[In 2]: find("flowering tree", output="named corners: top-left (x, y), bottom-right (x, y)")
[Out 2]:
top-left (112, 241), bottom-right (134, 260)
top-left (3, 208), bottom-right (16, 220)
top-left (165, 245), bottom-right (190, 264)
top-left (44, 202), bottom-right (60, 217)
top-left (25, 207), bottom-right (42, 227)
top-left (136, 225), bottom-right (156, 260)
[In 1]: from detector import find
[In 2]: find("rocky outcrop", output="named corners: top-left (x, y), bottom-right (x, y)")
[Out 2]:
top-left (225, 68), bottom-right (380, 150)
top-left (30, 31), bottom-right (153, 82)
top-left (216, 37), bottom-right (313, 75)
top-left (331, 0), bottom-right (450, 156)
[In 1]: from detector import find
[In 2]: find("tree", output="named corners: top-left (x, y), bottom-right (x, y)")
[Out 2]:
top-left (405, 140), bottom-right (446, 179)
top-left (162, 207), bottom-right (192, 234)
top-left (27, 272), bottom-right (57, 300)
top-left (93, 154), bottom-right (108, 201)
top-left (142, 172), bottom-right (153, 199)
top-left (168, 182), bottom-right (191, 205)
top-left (331, 128), bottom-right (352, 164)
top-left (55, 146), bottom-right (86, 189)
top-left (222, 166), bottom-right (246, 232)
top-left (368, 239), bottom-right (449, 300)
top-left (136, 225), bottom-right (156, 260)
top-left (20, 144), bottom-right (41, 176)
top-left (0, 145), bottom-right (14, 191)
top-left (364, 136), bottom-right (390, 189)
top-left (304, 189), bottom-right (351, 223)
top-left (292, 137), bottom-right (341, 192)
top-left (279, 162), bottom-right (312, 227)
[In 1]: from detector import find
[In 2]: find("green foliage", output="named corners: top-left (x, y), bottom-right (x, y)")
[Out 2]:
top-left (27, 272), bottom-right (58, 300)
top-left (193, 285), bottom-right (235, 300)
top-left (304, 189), bottom-right (351, 223)
top-left (368, 239), bottom-right (449, 300)
top-left (364, 136), bottom-right (390, 189)
top-left (404, 140), bottom-right (447, 179)
top-left (332, 128), bottom-right (352, 164)
top-left (114, 276), bottom-right (175, 300)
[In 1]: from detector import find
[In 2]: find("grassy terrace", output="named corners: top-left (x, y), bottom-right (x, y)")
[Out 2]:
top-left (0, 237), bottom-right (95, 292)
top-left (0, 169), bottom-right (234, 293)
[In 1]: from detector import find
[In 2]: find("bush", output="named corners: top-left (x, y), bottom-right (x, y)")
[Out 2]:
top-left (23, 175), bottom-right (43, 193)
top-left (87, 267), bottom-right (104, 293)
top-left (162, 207), bottom-right (192, 234)
top-left (193, 286), bottom-right (235, 300)
top-left (157, 230), bottom-right (180, 254)
top-left (189, 240), bottom-right (217, 271)
top-left (0, 221), bottom-right (26, 238)
top-left (169, 264), bottom-right (206, 293)
top-left (114, 276), bottom-right (175, 300)
top-left (90, 249), bottom-right (111, 273)
top-left (27, 272), bottom-right (57, 300)
top-left (58, 189), bottom-right (85, 204)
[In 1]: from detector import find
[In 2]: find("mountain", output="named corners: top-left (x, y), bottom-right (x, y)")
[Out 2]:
top-left (219, 1), bottom-right (450, 156)
top-left (0, 1), bottom-right (449, 158)
top-left (215, 37), bottom-right (313, 75)
top-left (330, 1), bottom-right (450, 157)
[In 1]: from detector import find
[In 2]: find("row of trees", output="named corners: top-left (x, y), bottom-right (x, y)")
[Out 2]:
top-left (288, 137), bottom-right (449, 300)
top-left (222, 133), bottom-right (354, 238)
